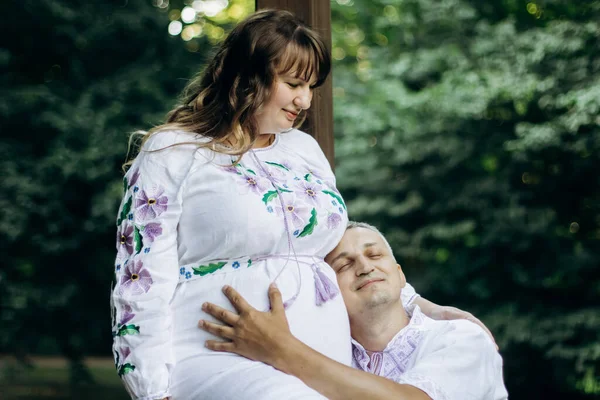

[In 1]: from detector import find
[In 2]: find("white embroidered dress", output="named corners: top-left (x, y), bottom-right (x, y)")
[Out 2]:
top-left (352, 306), bottom-right (509, 400)
top-left (111, 129), bottom-right (419, 400)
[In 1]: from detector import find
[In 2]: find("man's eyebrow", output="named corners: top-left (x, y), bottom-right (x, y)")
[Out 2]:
top-left (363, 242), bottom-right (378, 249)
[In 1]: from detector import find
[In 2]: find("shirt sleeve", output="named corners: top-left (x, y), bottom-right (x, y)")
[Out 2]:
top-left (398, 320), bottom-right (508, 400)
top-left (111, 131), bottom-right (196, 399)
top-left (401, 282), bottom-right (419, 307)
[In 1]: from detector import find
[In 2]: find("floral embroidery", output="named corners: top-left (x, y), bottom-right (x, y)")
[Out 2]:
top-left (179, 267), bottom-right (185, 275)
top-left (185, 271), bottom-right (192, 279)
top-left (117, 196), bottom-right (133, 226)
top-left (352, 308), bottom-right (426, 382)
top-left (117, 223), bottom-right (134, 255)
top-left (295, 180), bottom-right (322, 207)
top-left (192, 261), bottom-right (228, 276)
top-left (322, 189), bottom-right (347, 210)
top-left (135, 186), bottom-right (168, 221)
top-left (120, 347), bottom-right (131, 360)
top-left (143, 222), bottom-right (163, 242)
top-left (275, 194), bottom-right (311, 229)
top-left (119, 260), bottom-right (153, 296)
top-left (263, 162), bottom-right (289, 184)
top-left (232, 261), bottom-right (240, 269)
top-left (115, 324), bottom-right (140, 336)
top-left (327, 213), bottom-right (343, 230)
top-left (222, 156), bottom-right (346, 240)
top-left (129, 169), bottom-right (140, 187)
top-left (119, 305), bottom-right (135, 326)
top-left (114, 346), bottom-right (136, 377)
top-left (237, 170), bottom-right (270, 195)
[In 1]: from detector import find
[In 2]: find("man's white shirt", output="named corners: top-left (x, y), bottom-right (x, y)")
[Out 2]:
top-left (351, 306), bottom-right (509, 400)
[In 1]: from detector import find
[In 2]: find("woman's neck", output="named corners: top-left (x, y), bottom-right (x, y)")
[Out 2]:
top-left (252, 134), bottom-right (275, 148)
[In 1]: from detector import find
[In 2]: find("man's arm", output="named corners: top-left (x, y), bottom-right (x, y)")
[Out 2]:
top-left (199, 284), bottom-right (431, 400)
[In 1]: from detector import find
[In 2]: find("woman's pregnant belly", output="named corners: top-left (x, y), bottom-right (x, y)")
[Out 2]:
top-left (169, 259), bottom-right (352, 372)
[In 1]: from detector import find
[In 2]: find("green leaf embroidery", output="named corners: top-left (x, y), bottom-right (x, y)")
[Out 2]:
top-left (118, 363), bottom-right (136, 377)
top-left (304, 173), bottom-right (311, 182)
top-left (192, 262), bottom-right (227, 276)
top-left (117, 324), bottom-right (140, 337)
top-left (322, 190), bottom-right (347, 210)
top-left (117, 196), bottom-right (133, 226)
top-left (246, 168), bottom-right (256, 175)
top-left (298, 208), bottom-right (318, 238)
top-left (265, 161), bottom-right (289, 171)
top-left (247, 259), bottom-right (252, 268)
top-left (123, 177), bottom-right (128, 195)
top-left (276, 187), bottom-right (293, 193)
top-left (134, 226), bottom-right (143, 254)
top-left (262, 190), bottom-right (279, 204)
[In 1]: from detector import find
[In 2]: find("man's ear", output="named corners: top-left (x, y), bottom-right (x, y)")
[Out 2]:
top-left (397, 264), bottom-right (406, 287)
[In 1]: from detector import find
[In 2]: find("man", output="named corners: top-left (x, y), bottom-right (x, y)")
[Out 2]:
top-left (198, 222), bottom-right (508, 400)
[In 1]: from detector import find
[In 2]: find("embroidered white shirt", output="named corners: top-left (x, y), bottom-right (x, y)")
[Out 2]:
top-left (352, 306), bottom-right (509, 400)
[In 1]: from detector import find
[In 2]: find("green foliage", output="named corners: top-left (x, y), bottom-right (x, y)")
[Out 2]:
top-left (2, 0), bottom-right (598, 398)
top-left (332, 0), bottom-right (600, 398)
top-left (0, 0), bottom-right (250, 379)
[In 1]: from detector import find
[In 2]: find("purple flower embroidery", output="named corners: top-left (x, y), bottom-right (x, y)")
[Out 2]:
top-left (120, 346), bottom-right (131, 361)
top-left (327, 213), bottom-right (342, 230)
top-left (295, 180), bottom-right (322, 206)
top-left (275, 194), bottom-right (310, 229)
top-left (119, 305), bottom-right (135, 325)
top-left (143, 222), bottom-right (163, 242)
top-left (116, 224), bottom-right (134, 255)
top-left (237, 170), bottom-right (270, 195)
top-left (119, 260), bottom-right (153, 296)
top-left (135, 186), bottom-right (168, 221)
top-left (223, 164), bottom-right (240, 174)
top-left (129, 169), bottom-right (140, 187)
top-left (264, 164), bottom-right (287, 184)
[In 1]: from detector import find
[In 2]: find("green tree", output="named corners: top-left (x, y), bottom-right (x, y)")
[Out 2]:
top-left (0, 0), bottom-right (250, 384)
top-left (332, 0), bottom-right (600, 398)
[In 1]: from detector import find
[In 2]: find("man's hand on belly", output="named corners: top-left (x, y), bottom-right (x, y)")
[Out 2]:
top-left (198, 283), bottom-right (297, 371)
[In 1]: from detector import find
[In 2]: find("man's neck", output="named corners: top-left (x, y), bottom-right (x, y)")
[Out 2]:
top-left (350, 302), bottom-right (410, 352)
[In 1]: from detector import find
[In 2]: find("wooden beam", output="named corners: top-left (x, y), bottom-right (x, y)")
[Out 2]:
top-left (256, 0), bottom-right (334, 168)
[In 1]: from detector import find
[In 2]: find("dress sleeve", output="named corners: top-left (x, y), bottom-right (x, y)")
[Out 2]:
top-left (398, 320), bottom-right (508, 400)
top-left (401, 282), bottom-right (419, 307)
top-left (111, 131), bottom-right (195, 399)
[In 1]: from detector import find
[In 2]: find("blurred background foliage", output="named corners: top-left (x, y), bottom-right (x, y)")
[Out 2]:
top-left (0, 0), bottom-right (598, 398)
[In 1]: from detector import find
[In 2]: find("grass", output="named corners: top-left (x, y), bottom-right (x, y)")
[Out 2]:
top-left (0, 357), bottom-right (130, 400)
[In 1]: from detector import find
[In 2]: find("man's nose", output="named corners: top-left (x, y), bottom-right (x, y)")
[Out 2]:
top-left (355, 256), bottom-right (374, 276)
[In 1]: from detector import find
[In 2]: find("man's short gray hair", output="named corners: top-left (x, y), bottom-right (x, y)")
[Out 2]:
top-left (346, 221), bottom-right (395, 260)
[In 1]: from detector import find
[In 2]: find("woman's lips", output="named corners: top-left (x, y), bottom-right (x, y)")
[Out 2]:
top-left (284, 109), bottom-right (298, 120)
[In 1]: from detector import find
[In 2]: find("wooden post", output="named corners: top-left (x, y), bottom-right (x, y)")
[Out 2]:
top-left (256, 0), bottom-right (334, 168)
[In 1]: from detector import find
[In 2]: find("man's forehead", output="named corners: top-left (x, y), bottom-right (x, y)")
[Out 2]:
top-left (342, 227), bottom-right (383, 246)
top-left (328, 228), bottom-right (383, 258)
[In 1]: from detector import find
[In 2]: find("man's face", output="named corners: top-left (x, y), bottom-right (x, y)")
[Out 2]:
top-left (325, 227), bottom-right (406, 320)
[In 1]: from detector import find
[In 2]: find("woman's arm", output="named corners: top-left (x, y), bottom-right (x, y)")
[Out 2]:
top-left (111, 131), bottom-right (195, 399)
top-left (412, 296), bottom-right (497, 347)
top-left (199, 284), bottom-right (431, 400)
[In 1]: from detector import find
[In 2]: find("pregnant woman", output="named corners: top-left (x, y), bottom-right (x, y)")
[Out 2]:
top-left (111, 9), bottom-right (484, 399)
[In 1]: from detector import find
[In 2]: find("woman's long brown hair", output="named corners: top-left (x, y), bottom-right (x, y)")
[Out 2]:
top-left (124, 9), bottom-right (331, 169)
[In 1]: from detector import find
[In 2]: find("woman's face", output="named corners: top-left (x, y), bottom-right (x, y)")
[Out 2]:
top-left (255, 74), bottom-right (315, 134)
